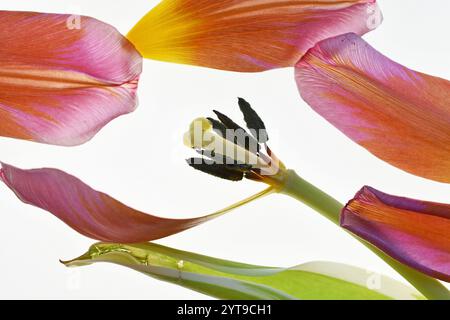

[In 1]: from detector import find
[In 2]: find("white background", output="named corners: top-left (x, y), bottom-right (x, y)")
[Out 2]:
top-left (0, 0), bottom-right (448, 299)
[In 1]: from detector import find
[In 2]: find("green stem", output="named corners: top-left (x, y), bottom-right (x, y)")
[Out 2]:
top-left (279, 169), bottom-right (450, 300)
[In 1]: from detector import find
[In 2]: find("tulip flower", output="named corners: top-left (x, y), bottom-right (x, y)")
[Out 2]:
top-left (342, 186), bottom-right (450, 283)
top-left (62, 242), bottom-right (421, 300)
top-left (181, 99), bottom-right (449, 299)
top-left (295, 33), bottom-right (450, 183)
top-left (2, 99), bottom-right (449, 299)
top-left (128, 0), bottom-right (381, 72)
top-left (0, 11), bottom-right (143, 146)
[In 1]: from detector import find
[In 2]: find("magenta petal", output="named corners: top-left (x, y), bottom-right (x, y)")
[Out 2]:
top-left (341, 186), bottom-right (450, 282)
top-left (0, 163), bottom-right (217, 243)
top-left (0, 11), bottom-right (143, 146)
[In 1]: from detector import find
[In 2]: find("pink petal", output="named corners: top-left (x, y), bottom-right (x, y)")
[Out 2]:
top-left (0, 11), bottom-right (142, 146)
top-left (0, 163), bottom-right (218, 243)
top-left (295, 33), bottom-right (450, 183)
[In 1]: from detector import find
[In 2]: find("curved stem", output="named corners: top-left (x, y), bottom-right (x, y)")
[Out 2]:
top-left (279, 169), bottom-right (450, 300)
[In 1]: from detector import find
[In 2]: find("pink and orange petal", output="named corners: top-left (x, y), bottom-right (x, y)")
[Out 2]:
top-left (0, 11), bottom-right (142, 146)
top-left (342, 186), bottom-right (450, 282)
top-left (128, 0), bottom-right (381, 72)
top-left (295, 33), bottom-right (450, 183)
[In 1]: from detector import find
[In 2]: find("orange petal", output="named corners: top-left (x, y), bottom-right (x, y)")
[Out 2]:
top-left (128, 0), bottom-right (381, 72)
top-left (296, 33), bottom-right (450, 183)
top-left (0, 11), bottom-right (142, 146)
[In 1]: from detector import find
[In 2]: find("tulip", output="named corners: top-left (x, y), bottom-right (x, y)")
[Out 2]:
top-left (2, 99), bottom-right (449, 299)
top-left (341, 186), bottom-right (450, 282)
top-left (181, 98), bottom-right (450, 299)
top-left (295, 33), bottom-right (450, 183)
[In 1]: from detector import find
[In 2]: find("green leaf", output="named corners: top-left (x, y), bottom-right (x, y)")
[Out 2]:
top-left (62, 242), bottom-right (422, 300)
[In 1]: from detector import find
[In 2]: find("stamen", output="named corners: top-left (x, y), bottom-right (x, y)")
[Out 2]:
top-left (207, 117), bottom-right (228, 138)
top-left (213, 110), bottom-right (260, 152)
top-left (212, 110), bottom-right (242, 131)
top-left (184, 118), bottom-right (267, 168)
top-left (187, 158), bottom-right (251, 181)
top-left (238, 98), bottom-right (269, 143)
top-left (184, 99), bottom-right (286, 185)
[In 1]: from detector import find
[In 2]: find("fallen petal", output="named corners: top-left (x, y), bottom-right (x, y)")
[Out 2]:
top-left (0, 163), bottom-right (271, 243)
top-left (0, 11), bottom-right (142, 146)
top-left (128, 0), bottom-right (381, 72)
top-left (341, 186), bottom-right (450, 282)
top-left (296, 33), bottom-right (450, 183)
